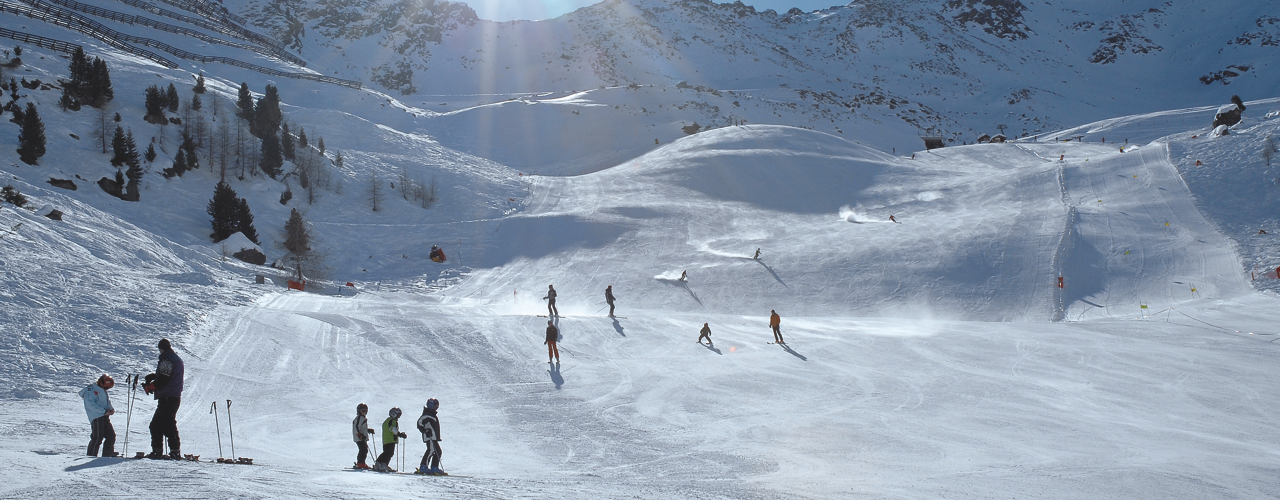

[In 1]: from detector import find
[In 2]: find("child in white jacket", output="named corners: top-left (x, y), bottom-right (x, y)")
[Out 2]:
top-left (77, 374), bottom-right (117, 457)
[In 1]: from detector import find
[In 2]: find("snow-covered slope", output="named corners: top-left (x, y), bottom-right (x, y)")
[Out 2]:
top-left (3, 4), bottom-right (1280, 499)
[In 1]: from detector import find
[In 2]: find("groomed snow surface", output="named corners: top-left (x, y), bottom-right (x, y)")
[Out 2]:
top-left (3, 48), bottom-right (1280, 499)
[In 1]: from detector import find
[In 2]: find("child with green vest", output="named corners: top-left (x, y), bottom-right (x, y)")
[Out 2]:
top-left (373, 407), bottom-right (407, 472)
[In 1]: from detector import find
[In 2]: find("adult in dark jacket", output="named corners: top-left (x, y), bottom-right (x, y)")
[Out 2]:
top-left (145, 338), bottom-right (184, 459)
top-left (545, 321), bottom-right (559, 363)
top-left (543, 285), bottom-right (558, 317)
top-left (698, 323), bottom-right (712, 345)
top-left (605, 285), bottom-right (617, 317)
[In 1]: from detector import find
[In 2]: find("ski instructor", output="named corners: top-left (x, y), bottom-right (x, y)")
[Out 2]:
top-left (144, 338), bottom-right (184, 459)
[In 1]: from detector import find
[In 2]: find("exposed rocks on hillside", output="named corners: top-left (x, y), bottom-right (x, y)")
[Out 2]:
top-left (944, 0), bottom-right (1031, 40)
top-left (1082, 10), bottom-right (1165, 64)
top-left (1229, 16), bottom-right (1280, 47)
top-left (1200, 65), bottom-right (1252, 85)
top-left (1212, 95), bottom-right (1246, 127)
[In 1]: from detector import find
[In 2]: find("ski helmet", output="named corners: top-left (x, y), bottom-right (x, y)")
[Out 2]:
top-left (356, 403), bottom-right (368, 413)
top-left (389, 407), bottom-right (402, 418)
top-left (425, 399), bottom-right (439, 410)
top-left (98, 374), bottom-right (114, 389)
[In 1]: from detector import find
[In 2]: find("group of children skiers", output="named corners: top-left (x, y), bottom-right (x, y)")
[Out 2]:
top-left (352, 400), bottom-right (445, 475)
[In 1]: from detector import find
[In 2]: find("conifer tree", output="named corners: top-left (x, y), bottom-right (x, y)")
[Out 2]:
top-left (163, 148), bottom-right (187, 178)
top-left (236, 82), bottom-right (254, 121)
top-left (144, 85), bottom-right (165, 120)
top-left (298, 128), bottom-right (307, 149)
top-left (58, 84), bottom-right (79, 111)
top-left (207, 181), bottom-right (240, 242)
top-left (88, 58), bottom-right (113, 107)
top-left (124, 151), bottom-right (143, 202)
top-left (123, 130), bottom-right (141, 171)
top-left (180, 132), bottom-right (199, 172)
top-left (16, 102), bottom-right (45, 165)
top-left (260, 132), bottom-right (283, 178)
top-left (281, 122), bottom-right (295, 161)
top-left (283, 208), bottom-right (310, 255)
top-left (251, 85), bottom-right (281, 137)
top-left (317, 137), bottom-right (325, 155)
top-left (193, 73), bottom-right (206, 94)
top-left (236, 197), bottom-right (259, 244)
top-left (67, 47), bottom-right (90, 97)
top-left (110, 125), bottom-right (127, 166)
top-left (144, 141), bottom-right (156, 162)
top-left (166, 83), bottom-right (179, 113)
top-left (191, 93), bottom-right (201, 112)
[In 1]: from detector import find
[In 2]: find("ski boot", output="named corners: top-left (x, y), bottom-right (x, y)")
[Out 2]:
top-left (353, 463), bottom-right (372, 470)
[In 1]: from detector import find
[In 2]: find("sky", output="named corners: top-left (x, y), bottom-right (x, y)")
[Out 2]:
top-left (460, 0), bottom-right (847, 21)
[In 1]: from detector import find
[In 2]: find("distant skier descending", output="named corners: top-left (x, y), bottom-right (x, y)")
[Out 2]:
top-left (375, 407), bottom-right (407, 472)
top-left (352, 403), bottom-right (375, 469)
top-left (78, 374), bottom-right (118, 457)
top-left (769, 310), bottom-right (784, 344)
top-left (145, 338), bottom-right (184, 459)
top-left (545, 320), bottom-right (560, 363)
top-left (605, 285), bottom-right (617, 317)
top-left (543, 285), bottom-right (559, 317)
top-left (698, 323), bottom-right (713, 345)
top-left (679, 270), bottom-right (688, 282)
top-left (415, 399), bottom-right (444, 475)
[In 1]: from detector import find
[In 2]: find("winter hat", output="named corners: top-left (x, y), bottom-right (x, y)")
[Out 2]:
top-left (97, 374), bottom-right (115, 389)
top-left (357, 403), bottom-right (368, 413)
top-left (425, 399), bottom-right (439, 410)
top-left (158, 338), bottom-right (171, 351)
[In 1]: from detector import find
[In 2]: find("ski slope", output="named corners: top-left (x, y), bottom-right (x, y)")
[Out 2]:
top-left (2, 22), bottom-right (1280, 498)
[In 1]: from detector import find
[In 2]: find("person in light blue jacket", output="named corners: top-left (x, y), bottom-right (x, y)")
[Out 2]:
top-left (77, 374), bottom-right (118, 457)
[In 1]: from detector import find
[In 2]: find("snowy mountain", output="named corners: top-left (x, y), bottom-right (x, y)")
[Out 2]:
top-left (222, 0), bottom-right (1280, 169)
top-left (2, 0), bottom-right (1280, 498)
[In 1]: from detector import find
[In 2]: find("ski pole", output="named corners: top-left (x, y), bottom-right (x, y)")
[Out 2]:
top-left (210, 401), bottom-right (223, 458)
top-left (226, 399), bottom-right (235, 459)
top-left (123, 374), bottom-right (136, 456)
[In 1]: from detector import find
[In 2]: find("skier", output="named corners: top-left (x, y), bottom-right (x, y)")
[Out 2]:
top-left (429, 245), bottom-right (446, 263)
top-left (543, 284), bottom-right (559, 317)
top-left (375, 407), bottom-right (407, 472)
top-left (545, 320), bottom-right (560, 363)
top-left (352, 403), bottom-right (375, 469)
top-left (78, 374), bottom-right (118, 457)
top-left (889, 215), bottom-right (897, 223)
top-left (698, 323), bottom-right (712, 345)
top-left (753, 248), bottom-right (760, 260)
top-left (679, 270), bottom-right (688, 282)
top-left (144, 338), bottom-right (183, 459)
top-left (605, 285), bottom-right (617, 317)
top-left (415, 399), bottom-right (444, 475)
top-left (769, 310), bottom-right (784, 344)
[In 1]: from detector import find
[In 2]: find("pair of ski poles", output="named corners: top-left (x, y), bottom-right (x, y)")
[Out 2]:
top-left (123, 374), bottom-right (141, 456)
top-left (209, 400), bottom-right (237, 459)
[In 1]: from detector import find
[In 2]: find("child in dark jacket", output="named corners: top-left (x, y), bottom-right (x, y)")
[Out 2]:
top-left (415, 399), bottom-right (445, 475)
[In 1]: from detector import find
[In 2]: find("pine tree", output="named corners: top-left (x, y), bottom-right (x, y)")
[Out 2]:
top-left (317, 137), bottom-right (325, 155)
top-left (180, 132), bottom-right (199, 172)
top-left (16, 102), bottom-right (45, 165)
top-left (193, 73), bottom-right (206, 94)
top-left (191, 92), bottom-right (202, 112)
top-left (166, 83), bottom-right (179, 113)
top-left (88, 58), bottom-right (113, 107)
top-left (298, 128), bottom-right (308, 149)
top-left (236, 82), bottom-right (254, 121)
top-left (207, 181), bottom-right (240, 242)
top-left (282, 208), bottom-right (310, 255)
top-left (281, 122), bottom-right (295, 161)
top-left (251, 84), bottom-right (281, 137)
top-left (260, 132), bottom-right (283, 178)
top-left (236, 197), bottom-right (259, 244)
top-left (144, 142), bottom-right (156, 162)
top-left (162, 148), bottom-right (186, 178)
top-left (334, 149), bottom-right (343, 168)
top-left (124, 154), bottom-right (143, 202)
top-left (123, 130), bottom-right (141, 171)
top-left (58, 85), bottom-right (79, 111)
top-left (67, 47), bottom-right (89, 98)
top-left (110, 125), bottom-right (127, 166)
top-left (144, 85), bottom-right (165, 120)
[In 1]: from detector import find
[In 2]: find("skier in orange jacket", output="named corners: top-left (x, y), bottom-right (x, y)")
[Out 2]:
top-left (769, 310), bottom-right (784, 344)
